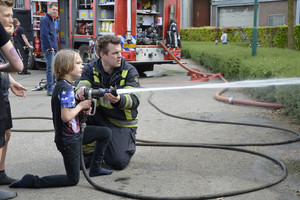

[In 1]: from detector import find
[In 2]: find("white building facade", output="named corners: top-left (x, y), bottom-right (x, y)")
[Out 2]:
top-left (211, 0), bottom-right (300, 27)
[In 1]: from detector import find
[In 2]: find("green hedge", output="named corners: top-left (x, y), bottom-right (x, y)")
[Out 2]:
top-left (181, 25), bottom-right (300, 50)
top-left (181, 41), bottom-right (300, 122)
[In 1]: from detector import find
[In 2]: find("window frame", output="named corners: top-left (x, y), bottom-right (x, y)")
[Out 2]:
top-left (268, 14), bottom-right (285, 26)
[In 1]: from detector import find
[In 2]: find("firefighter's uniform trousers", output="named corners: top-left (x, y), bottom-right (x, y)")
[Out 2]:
top-left (77, 59), bottom-right (141, 170)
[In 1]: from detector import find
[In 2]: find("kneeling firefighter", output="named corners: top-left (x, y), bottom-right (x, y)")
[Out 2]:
top-left (75, 35), bottom-right (141, 170)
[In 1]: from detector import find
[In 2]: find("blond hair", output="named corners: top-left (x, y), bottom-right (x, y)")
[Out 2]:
top-left (53, 49), bottom-right (79, 81)
top-left (0, 0), bottom-right (14, 7)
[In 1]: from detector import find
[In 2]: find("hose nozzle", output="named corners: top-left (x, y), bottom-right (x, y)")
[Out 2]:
top-left (84, 87), bottom-right (118, 100)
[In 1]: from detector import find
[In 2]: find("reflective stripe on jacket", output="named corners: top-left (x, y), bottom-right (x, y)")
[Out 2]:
top-left (77, 59), bottom-right (141, 127)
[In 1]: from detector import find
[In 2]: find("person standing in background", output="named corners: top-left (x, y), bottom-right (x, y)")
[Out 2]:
top-left (221, 30), bottom-right (228, 45)
top-left (40, 2), bottom-right (58, 96)
top-left (13, 18), bottom-right (34, 75)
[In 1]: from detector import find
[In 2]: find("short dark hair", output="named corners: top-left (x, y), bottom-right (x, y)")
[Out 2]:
top-left (95, 35), bottom-right (121, 55)
top-left (49, 2), bottom-right (58, 8)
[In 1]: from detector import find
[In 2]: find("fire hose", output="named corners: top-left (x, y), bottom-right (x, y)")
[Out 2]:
top-left (79, 87), bottom-right (298, 199)
top-left (11, 87), bottom-right (299, 199)
top-left (157, 41), bottom-right (284, 109)
top-left (10, 61), bottom-right (299, 198)
top-left (76, 89), bottom-right (291, 200)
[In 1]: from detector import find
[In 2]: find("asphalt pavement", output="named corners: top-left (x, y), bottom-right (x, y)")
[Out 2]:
top-left (1, 59), bottom-right (300, 200)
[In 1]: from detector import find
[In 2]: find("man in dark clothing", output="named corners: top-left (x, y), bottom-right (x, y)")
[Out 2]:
top-left (40, 2), bottom-right (58, 96)
top-left (75, 35), bottom-right (141, 170)
top-left (13, 18), bottom-right (34, 75)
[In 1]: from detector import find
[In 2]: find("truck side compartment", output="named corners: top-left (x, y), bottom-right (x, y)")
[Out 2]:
top-left (28, 0), bottom-right (181, 74)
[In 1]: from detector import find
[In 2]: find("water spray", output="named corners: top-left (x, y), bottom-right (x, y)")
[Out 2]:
top-left (116, 77), bottom-right (300, 95)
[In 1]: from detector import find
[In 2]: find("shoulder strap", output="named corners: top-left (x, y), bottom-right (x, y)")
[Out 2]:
top-left (13, 25), bottom-right (19, 36)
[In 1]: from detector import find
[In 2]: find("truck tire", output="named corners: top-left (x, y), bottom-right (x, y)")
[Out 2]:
top-left (135, 64), bottom-right (154, 76)
top-left (78, 44), bottom-right (90, 64)
top-left (36, 61), bottom-right (46, 69)
top-left (28, 52), bottom-right (37, 70)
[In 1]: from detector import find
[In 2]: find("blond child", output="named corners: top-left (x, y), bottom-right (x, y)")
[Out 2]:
top-left (10, 49), bottom-right (113, 189)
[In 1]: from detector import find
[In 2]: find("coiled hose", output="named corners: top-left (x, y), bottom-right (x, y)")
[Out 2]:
top-left (12, 91), bottom-right (299, 200)
top-left (80, 142), bottom-right (288, 200)
top-left (78, 92), bottom-right (296, 199)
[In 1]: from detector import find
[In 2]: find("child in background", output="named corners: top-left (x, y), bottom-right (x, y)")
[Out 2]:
top-left (10, 49), bottom-right (113, 189)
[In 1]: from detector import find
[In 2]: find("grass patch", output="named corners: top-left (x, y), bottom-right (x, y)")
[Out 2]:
top-left (182, 41), bottom-right (300, 122)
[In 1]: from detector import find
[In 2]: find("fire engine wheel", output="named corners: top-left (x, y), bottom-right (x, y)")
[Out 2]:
top-left (136, 64), bottom-right (154, 76)
top-left (28, 52), bottom-right (37, 70)
top-left (78, 44), bottom-right (90, 64)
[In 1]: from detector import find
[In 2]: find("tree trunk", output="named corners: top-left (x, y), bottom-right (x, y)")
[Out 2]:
top-left (288, 0), bottom-right (295, 50)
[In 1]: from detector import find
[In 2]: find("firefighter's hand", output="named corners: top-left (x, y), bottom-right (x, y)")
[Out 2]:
top-left (104, 93), bottom-right (120, 104)
top-left (75, 87), bottom-right (86, 101)
top-left (46, 48), bottom-right (54, 52)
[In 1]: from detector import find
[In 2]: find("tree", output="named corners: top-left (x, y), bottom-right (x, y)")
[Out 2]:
top-left (288, 0), bottom-right (295, 49)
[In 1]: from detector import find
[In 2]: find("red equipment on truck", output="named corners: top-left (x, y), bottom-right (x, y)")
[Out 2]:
top-left (26, 0), bottom-right (181, 74)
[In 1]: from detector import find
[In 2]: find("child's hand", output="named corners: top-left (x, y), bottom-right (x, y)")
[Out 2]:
top-left (10, 82), bottom-right (27, 97)
top-left (82, 107), bottom-right (92, 115)
top-left (79, 100), bottom-right (91, 110)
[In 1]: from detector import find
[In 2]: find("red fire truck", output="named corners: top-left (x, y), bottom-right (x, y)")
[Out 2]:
top-left (22, 0), bottom-right (181, 74)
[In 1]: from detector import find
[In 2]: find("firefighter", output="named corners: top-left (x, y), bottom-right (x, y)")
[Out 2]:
top-left (13, 18), bottom-right (34, 75)
top-left (75, 35), bottom-right (141, 170)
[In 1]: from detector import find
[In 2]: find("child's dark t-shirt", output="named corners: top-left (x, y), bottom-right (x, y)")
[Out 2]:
top-left (51, 79), bottom-right (81, 146)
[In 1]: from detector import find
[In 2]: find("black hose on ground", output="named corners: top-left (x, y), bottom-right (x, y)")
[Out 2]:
top-left (11, 91), bottom-right (300, 199)
top-left (12, 117), bottom-right (54, 132)
top-left (143, 92), bottom-right (300, 147)
top-left (78, 92), bottom-right (296, 199)
top-left (80, 141), bottom-right (288, 200)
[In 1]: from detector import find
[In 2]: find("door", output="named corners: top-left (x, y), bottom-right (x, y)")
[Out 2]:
top-left (193, 0), bottom-right (210, 27)
top-left (59, 0), bottom-right (70, 49)
top-left (218, 6), bottom-right (254, 27)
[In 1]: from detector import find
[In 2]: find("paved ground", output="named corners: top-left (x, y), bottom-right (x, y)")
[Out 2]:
top-left (1, 59), bottom-right (299, 200)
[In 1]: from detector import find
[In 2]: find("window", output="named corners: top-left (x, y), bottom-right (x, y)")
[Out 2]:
top-left (268, 15), bottom-right (285, 26)
top-left (15, 0), bottom-right (25, 8)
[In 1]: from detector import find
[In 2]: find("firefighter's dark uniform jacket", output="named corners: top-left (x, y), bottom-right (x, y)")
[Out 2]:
top-left (77, 58), bottom-right (140, 127)
top-left (77, 58), bottom-right (140, 169)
